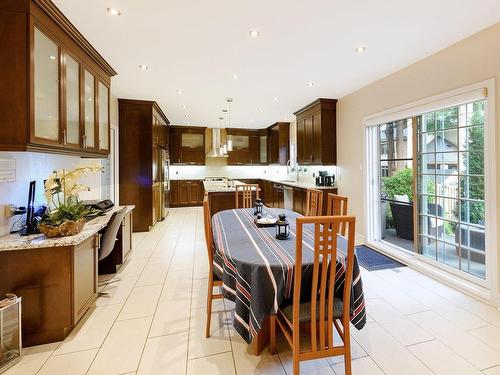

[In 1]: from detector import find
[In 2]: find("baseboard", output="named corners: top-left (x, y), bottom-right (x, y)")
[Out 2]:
top-left (355, 232), bottom-right (366, 246)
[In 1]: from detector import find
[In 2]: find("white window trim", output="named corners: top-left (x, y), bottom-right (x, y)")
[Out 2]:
top-left (363, 79), bottom-right (498, 306)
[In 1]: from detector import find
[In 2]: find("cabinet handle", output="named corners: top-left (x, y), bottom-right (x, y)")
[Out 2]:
top-left (62, 129), bottom-right (67, 145)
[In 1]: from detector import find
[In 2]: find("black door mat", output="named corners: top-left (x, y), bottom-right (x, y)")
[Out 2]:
top-left (355, 245), bottom-right (406, 271)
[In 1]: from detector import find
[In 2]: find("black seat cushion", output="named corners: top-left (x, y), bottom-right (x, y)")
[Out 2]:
top-left (281, 298), bottom-right (344, 323)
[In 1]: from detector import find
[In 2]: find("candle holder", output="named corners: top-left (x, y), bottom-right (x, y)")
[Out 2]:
top-left (253, 198), bottom-right (264, 216)
top-left (275, 213), bottom-right (290, 240)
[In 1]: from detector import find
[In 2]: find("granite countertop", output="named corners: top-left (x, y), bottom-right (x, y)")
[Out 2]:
top-left (203, 180), bottom-right (255, 192)
top-left (203, 178), bottom-right (336, 192)
top-left (262, 178), bottom-right (337, 190)
top-left (0, 205), bottom-right (134, 252)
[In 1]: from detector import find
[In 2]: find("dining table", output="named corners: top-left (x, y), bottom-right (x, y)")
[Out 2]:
top-left (211, 207), bottom-right (367, 355)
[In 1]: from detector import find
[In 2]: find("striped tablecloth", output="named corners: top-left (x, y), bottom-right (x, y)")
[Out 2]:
top-left (212, 208), bottom-right (367, 343)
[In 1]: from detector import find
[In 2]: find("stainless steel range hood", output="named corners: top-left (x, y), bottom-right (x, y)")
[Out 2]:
top-left (206, 128), bottom-right (228, 158)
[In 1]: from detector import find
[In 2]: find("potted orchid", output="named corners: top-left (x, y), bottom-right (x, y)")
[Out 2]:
top-left (38, 164), bottom-right (103, 238)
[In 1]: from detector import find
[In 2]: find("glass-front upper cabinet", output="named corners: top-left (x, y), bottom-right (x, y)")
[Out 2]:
top-left (98, 81), bottom-right (109, 151)
top-left (83, 70), bottom-right (95, 149)
top-left (34, 28), bottom-right (59, 142)
top-left (64, 54), bottom-right (80, 146)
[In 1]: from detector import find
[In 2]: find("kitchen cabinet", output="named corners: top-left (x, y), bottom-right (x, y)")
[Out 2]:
top-left (119, 99), bottom-right (170, 232)
top-left (267, 122), bottom-right (290, 165)
top-left (293, 187), bottom-right (307, 215)
top-left (295, 98), bottom-right (337, 165)
top-left (170, 180), bottom-right (204, 207)
top-left (0, 1), bottom-right (116, 156)
top-left (170, 126), bottom-right (206, 165)
top-left (227, 129), bottom-right (267, 165)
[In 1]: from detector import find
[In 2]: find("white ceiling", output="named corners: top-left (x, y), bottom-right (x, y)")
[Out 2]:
top-left (53, 0), bottom-right (500, 129)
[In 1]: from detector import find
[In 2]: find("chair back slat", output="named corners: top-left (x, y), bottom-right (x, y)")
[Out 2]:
top-left (294, 215), bottom-right (356, 355)
top-left (203, 194), bottom-right (214, 264)
top-left (235, 184), bottom-right (260, 208)
top-left (305, 189), bottom-right (323, 216)
top-left (326, 194), bottom-right (349, 235)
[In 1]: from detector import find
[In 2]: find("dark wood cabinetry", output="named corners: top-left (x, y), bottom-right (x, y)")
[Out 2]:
top-left (170, 126), bottom-right (206, 165)
top-left (0, 1), bottom-right (116, 157)
top-left (267, 122), bottom-right (290, 165)
top-left (118, 99), bottom-right (170, 232)
top-left (226, 128), bottom-right (267, 165)
top-left (293, 187), bottom-right (307, 215)
top-left (170, 180), bottom-right (204, 206)
top-left (295, 99), bottom-right (337, 165)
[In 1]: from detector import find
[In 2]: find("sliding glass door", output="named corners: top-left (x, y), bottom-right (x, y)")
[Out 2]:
top-left (416, 101), bottom-right (485, 278)
top-left (369, 98), bottom-right (486, 280)
top-left (379, 119), bottom-right (414, 251)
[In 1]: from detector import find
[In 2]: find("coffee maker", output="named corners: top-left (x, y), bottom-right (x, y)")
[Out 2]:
top-left (315, 171), bottom-right (335, 187)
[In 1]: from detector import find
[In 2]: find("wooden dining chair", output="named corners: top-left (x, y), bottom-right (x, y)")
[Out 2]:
top-left (305, 189), bottom-right (323, 216)
top-left (235, 184), bottom-right (260, 208)
top-left (326, 194), bottom-right (349, 235)
top-left (203, 194), bottom-right (224, 338)
top-left (269, 215), bottom-right (356, 375)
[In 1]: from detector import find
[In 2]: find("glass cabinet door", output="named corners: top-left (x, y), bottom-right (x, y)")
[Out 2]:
top-left (83, 70), bottom-right (95, 148)
top-left (98, 81), bottom-right (109, 151)
top-left (65, 55), bottom-right (80, 146)
top-left (34, 28), bottom-right (59, 142)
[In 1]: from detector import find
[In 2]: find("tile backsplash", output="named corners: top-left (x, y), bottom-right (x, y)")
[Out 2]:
top-left (170, 164), bottom-right (337, 185)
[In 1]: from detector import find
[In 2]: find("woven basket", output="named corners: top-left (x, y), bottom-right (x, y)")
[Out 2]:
top-left (38, 218), bottom-right (86, 238)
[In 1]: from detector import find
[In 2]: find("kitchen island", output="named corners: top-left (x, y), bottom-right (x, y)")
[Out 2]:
top-left (203, 178), bottom-right (337, 216)
top-left (204, 180), bottom-right (260, 216)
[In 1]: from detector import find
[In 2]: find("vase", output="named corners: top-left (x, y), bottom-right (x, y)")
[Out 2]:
top-left (38, 218), bottom-right (86, 238)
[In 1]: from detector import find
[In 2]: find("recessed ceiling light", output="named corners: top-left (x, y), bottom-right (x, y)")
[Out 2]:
top-left (273, 97), bottom-right (278, 102)
top-left (177, 89), bottom-right (183, 94)
top-left (355, 46), bottom-right (366, 53)
top-left (306, 81), bottom-right (314, 87)
top-left (49, 55), bottom-right (57, 60)
top-left (260, 109), bottom-right (264, 113)
top-left (232, 74), bottom-right (239, 80)
top-left (88, 98), bottom-right (92, 102)
top-left (138, 64), bottom-right (148, 70)
top-left (181, 104), bottom-right (187, 109)
top-left (249, 30), bottom-right (260, 37)
top-left (107, 8), bottom-right (121, 16)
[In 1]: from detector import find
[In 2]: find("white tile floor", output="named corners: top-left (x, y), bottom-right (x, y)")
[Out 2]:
top-left (6, 207), bottom-right (500, 375)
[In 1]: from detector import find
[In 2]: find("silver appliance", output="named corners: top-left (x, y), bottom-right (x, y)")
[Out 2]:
top-left (283, 185), bottom-right (294, 210)
top-left (160, 150), bottom-right (170, 220)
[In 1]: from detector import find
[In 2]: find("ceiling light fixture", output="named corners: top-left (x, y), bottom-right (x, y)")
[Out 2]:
top-left (138, 64), bottom-right (148, 70)
top-left (355, 46), bottom-right (366, 53)
top-left (49, 55), bottom-right (57, 60)
top-left (182, 104), bottom-right (187, 109)
top-left (177, 89), bottom-right (183, 94)
top-left (306, 81), bottom-right (314, 87)
top-left (232, 74), bottom-right (239, 80)
top-left (249, 30), bottom-right (260, 37)
top-left (107, 8), bottom-right (121, 16)
top-left (273, 97), bottom-right (278, 102)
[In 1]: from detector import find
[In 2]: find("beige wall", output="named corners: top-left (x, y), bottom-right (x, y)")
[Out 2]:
top-left (337, 22), bottom-right (500, 292)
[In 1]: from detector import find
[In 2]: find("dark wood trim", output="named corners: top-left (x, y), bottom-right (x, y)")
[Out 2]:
top-left (293, 98), bottom-right (338, 116)
top-left (32, 0), bottom-right (117, 77)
